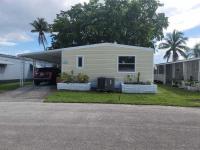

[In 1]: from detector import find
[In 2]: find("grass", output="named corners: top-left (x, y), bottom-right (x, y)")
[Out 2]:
top-left (45, 85), bottom-right (200, 107)
top-left (0, 82), bottom-right (32, 92)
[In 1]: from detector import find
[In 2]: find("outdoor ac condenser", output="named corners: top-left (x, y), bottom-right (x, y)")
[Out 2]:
top-left (97, 77), bottom-right (115, 92)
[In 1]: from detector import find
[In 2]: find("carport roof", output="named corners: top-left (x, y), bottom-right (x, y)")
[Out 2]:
top-left (0, 60), bottom-right (14, 65)
top-left (19, 50), bottom-right (62, 64)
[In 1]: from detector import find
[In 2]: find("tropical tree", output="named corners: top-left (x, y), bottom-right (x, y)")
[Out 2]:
top-left (192, 43), bottom-right (200, 58)
top-left (185, 52), bottom-right (193, 60)
top-left (159, 30), bottom-right (188, 62)
top-left (50, 0), bottom-right (168, 49)
top-left (30, 18), bottom-right (49, 50)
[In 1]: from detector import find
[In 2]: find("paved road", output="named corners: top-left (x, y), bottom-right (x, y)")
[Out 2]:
top-left (0, 85), bottom-right (55, 102)
top-left (0, 103), bottom-right (199, 150)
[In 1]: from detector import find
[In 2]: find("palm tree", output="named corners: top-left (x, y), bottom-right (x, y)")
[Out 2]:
top-left (30, 18), bottom-right (49, 50)
top-left (159, 30), bottom-right (189, 62)
top-left (192, 43), bottom-right (200, 58)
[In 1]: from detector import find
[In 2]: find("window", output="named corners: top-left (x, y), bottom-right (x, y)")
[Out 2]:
top-left (118, 56), bottom-right (135, 72)
top-left (76, 56), bottom-right (84, 68)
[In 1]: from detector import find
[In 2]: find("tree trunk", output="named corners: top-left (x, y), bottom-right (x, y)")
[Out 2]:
top-left (42, 43), bottom-right (46, 51)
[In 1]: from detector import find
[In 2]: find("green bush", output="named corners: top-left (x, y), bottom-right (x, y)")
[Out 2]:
top-left (77, 73), bottom-right (89, 83)
top-left (57, 71), bottom-right (89, 83)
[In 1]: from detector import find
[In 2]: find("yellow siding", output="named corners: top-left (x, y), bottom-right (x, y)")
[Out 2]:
top-left (62, 46), bottom-right (153, 85)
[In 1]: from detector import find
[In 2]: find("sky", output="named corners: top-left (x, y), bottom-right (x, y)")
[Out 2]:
top-left (0, 0), bottom-right (200, 63)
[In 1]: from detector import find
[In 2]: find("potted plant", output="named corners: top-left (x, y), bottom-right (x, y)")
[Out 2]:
top-left (121, 72), bottom-right (157, 93)
top-left (186, 81), bottom-right (199, 91)
top-left (57, 70), bottom-right (91, 91)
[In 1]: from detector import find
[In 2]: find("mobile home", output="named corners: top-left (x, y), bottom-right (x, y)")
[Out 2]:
top-left (0, 54), bottom-right (33, 82)
top-left (154, 58), bottom-right (200, 84)
top-left (20, 43), bottom-right (154, 88)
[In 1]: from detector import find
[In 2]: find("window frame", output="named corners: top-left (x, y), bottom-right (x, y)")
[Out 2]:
top-left (76, 55), bottom-right (84, 69)
top-left (117, 55), bottom-right (136, 73)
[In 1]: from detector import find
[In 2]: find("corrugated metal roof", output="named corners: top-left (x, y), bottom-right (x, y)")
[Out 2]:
top-left (0, 60), bottom-right (14, 65)
top-left (156, 58), bottom-right (200, 66)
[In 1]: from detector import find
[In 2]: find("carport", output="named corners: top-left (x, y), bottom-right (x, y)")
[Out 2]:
top-left (19, 50), bottom-right (62, 64)
top-left (19, 50), bottom-right (62, 86)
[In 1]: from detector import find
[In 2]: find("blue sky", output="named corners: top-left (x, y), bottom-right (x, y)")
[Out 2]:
top-left (0, 0), bottom-right (200, 63)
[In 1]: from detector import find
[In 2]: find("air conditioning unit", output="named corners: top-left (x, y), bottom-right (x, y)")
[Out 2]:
top-left (97, 77), bottom-right (115, 92)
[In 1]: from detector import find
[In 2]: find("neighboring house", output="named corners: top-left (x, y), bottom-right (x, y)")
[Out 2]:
top-left (0, 54), bottom-right (33, 82)
top-left (20, 43), bottom-right (154, 88)
top-left (154, 58), bottom-right (200, 84)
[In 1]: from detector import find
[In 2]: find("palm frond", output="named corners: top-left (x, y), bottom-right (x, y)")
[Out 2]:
top-left (30, 18), bottom-right (49, 50)
top-left (158, 42), bottom-right (170, 49)
top-left (164, 50), bottom-right (171, 62)
top-left (192, 43), bottom-right (200, 58)
top-left (177, 49), bottom-right (187, 58)
top-left (159, 29), bottom-right (188, 62)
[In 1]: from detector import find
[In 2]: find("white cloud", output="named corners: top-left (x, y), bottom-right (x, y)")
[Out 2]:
top-left (187, 37), bottom-right (200, 48)
top-left (154, 0), bottom-right (200, 63)
top-left (159, 0), bottom-right (200, 32)
top-left (0, 0), bottom-right (89, 49)
top-left (0, 41), bottom-right (16, 46)
top-left (16, 50), bottom-right (31, 56)
top-left (154, 50), bottom-right (167, 64)
top-left (1, 32), bottom-right (33, 42)
top-left (0, 0), bottom-right (88, 35)
top-left (63, 0), bottom-right (89, 8)
top-left (0, 32), bottom-right (33, 47)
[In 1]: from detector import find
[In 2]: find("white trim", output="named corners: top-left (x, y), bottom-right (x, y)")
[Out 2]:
top-left (156, 57), bottom-right (200, 66)
top-left (76, 55), bottom-right (84, 69)
top-left (57, 43), bottom-right (153, 52)
top-left (117, 55), bottom-right (136, 73)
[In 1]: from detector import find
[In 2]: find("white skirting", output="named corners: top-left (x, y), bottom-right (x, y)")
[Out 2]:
top-left (121, 83), bottom-right (157, 93)
top-left (57, 83), bottom-right (91, 91)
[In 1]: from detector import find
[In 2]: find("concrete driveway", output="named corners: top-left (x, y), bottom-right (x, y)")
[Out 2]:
top-left (0, 85), bottom-right (55, 102)
top-left (0, 103), bottom-right (199, 150)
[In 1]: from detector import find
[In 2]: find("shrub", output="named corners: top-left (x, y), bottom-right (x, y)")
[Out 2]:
top-left (124, 73), bottom-right (151, 85)
top-left (77, 73), bottom-right (89, 83)
top-left (124, 74), bottom-right (134, 83)
top-left (124, 73), bottom-right (143, 84)
top-left (57, 71), bottom-right (89, 83)
top-left (57, 72), bottom-right (71, 83)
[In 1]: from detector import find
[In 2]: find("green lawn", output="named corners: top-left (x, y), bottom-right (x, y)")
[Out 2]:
top-left (0, 82), bottom-right (32, 92)
top-left (45, 85), bottom-right (200, 107)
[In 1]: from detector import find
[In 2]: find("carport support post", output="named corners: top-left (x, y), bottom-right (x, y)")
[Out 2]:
top-left (32, 59), bottom-right (36, 86)
top-left (164, 64), bottom-right (166, 84)
top-left (20, 59), bottom-right (25, 87)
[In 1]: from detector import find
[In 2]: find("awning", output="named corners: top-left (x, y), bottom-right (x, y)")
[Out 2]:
top-left (0, 60), bottom-right (14, 65)
top-left (19, 50), bottom-right (62, 64)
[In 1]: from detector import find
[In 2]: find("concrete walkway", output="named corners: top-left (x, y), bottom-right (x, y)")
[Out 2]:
top-left (0, 103), bottom-right (199, 150)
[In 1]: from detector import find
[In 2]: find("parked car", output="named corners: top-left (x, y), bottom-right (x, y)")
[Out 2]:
top-left (33, 67), bottom-right (60, 85)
